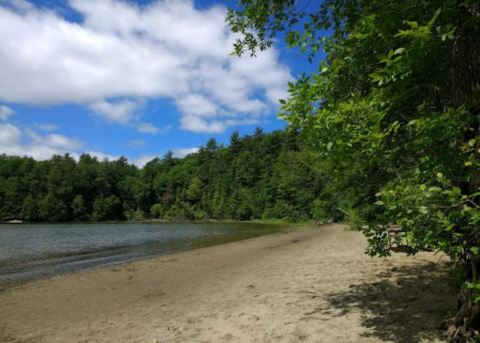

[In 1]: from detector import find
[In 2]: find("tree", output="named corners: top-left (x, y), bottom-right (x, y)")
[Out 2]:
top-left (21, 195), bottom-right (39, 221)
top-left (71, 195), bottom-right (88, 221)
top-left (39, 192), bottom-right (69, 222)
top-left (228, 0), bottom-right (480, 338)
top-left (150, 203), bottom-right (165, 219)
top-left (186, 176), bottom-right (203, 203)
top-left (92, 196), bottom-right (123, 221)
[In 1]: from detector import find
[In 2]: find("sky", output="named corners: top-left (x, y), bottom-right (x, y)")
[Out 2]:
top-left (0, 0), bottom-right (318, 166)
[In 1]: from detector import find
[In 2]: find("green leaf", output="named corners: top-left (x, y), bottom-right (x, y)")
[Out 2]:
top-left (471, 247), bottom-right (480, 256)
top-left (428, 186), bottom-right (442, 192)
top-left (406, 21), bottom-right (418, 29)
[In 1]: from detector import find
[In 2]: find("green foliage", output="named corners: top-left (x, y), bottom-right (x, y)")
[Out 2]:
top-left (186, 176), bottom-right (203, 202)
top-left (310, 200), bottom-right (329, 222)
top-left (39, 193), bottom-right (69, 222)
top-left (227, 0), bottom-right (480, 334)
top-left (92, 196), bottom-right (123, 221)
top-left (150, 203), bottom-right (165, 219)
top-left (21, 195), bottom-right (39, 222)
top-left (71, 195), bottom-right (87, 221)
top-left (0, 129), bottom-right (326, 223)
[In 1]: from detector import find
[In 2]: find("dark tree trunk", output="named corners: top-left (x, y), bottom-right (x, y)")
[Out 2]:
top-left (446, 2), bottom-right (480, 341)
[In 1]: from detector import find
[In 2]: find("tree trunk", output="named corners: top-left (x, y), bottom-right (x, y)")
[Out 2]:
top-left (446, 2), bottom-right (480, 341)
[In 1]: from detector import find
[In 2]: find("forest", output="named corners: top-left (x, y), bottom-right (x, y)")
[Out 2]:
top-left (0, 129), bottom-right (329, 222)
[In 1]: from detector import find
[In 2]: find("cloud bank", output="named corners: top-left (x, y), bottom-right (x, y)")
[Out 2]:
top-left (0, 122), bottom-right (82, 160)
top-left (0, 120), bottom-right (198, 167)
top-left (0, 0), bottom-right (292, 133)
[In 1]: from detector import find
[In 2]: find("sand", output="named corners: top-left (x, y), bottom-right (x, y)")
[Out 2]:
top-left (0, 224), bottom-right (455, 343)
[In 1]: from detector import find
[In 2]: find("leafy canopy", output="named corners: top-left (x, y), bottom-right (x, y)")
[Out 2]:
top-left (228, 0), bottom-right (480, 334)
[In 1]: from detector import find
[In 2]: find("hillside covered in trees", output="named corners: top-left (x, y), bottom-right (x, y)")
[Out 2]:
top-left (0, 129), bottom-right (330, 223)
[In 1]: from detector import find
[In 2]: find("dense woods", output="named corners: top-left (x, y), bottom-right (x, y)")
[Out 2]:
top-left (228, 0), bottom-right (479, 339)
top-left (0, 129), bottom-right (326, 222)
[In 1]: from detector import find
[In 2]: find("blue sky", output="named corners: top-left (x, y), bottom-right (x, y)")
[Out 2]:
top-left (0, 0), bottom-right (319, 166)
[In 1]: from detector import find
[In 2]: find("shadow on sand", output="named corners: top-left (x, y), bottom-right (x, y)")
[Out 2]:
top-left (318, 261), bottom-right (456, 342)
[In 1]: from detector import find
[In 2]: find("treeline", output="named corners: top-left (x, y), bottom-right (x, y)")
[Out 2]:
top-left (0, 129), bottom-right (326, 222)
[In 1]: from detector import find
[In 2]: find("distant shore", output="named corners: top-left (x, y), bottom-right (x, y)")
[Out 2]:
top-left (0, 218), bottom-right (305, 225)
top-left (0, 224), bottom-right (454, 342)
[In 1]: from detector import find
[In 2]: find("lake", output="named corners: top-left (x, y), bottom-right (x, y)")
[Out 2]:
top-left (0, 222), bottom-right (284, 286)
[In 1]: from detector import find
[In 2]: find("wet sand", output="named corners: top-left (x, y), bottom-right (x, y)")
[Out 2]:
top-left (0, 224), bottom-right (455, 342)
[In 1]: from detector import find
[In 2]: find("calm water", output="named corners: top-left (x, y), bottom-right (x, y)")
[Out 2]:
top-left (0, 222), bottom-right (283, 286)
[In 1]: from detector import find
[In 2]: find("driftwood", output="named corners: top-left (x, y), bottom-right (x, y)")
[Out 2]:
top-left (386, 224), bottom-right (409, 253)
top-left (386, 224), bottom-right (404, 233)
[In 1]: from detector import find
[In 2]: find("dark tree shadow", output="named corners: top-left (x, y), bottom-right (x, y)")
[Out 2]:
top-left (316, 261), bottom-right (456, 342)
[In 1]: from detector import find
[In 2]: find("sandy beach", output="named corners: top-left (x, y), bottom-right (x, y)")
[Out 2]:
top-left (0, 224), bottom-right (455, 343)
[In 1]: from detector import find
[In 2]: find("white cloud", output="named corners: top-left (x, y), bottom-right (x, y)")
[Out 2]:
top-left (0, 0), bottom-right (292, 133)
top-left (38, 123), bottom-right (58, 131)
top-left (133, 154), bottom-right (158, 167)
top-left (0, 124), bottom-right (83, 159)
top-left (180, 115), bottom-right (259, 133)
top-left (177, 94), bottom-right (218, 117)
top-left (172, 147), bottom-right (199, 158)
top-left (26, 129), bottom-right (82, 150)
top-left (45, 134), bottom-right (81, 150)
top-left (0, 105), bottom-right (14, 121)
top-left (180, 115), bottom-right (224, 133)
top-left (89, 100), bottom-right (140, 124)
top-left (0, 122), bottom-right (159, 166)
top-left (0, 122), bottom-right (200, 165)
top-left (0, 123), bottom-right (125, 162)
top-left (135, 122), bottom-right (165, 135)
top-left (0, 123), bottom-right (21, 144)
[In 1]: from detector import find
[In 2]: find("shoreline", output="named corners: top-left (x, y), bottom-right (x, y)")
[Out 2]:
top-left (0, 224), bottom-right (454, 342)
top-left (0, 222), bottom-right (296, 291)
top-left (0, 219), bottom-right (307, 226)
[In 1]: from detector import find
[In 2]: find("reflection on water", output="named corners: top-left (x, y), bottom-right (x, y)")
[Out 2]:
top-left (0, 222), bottom-right (283, 286)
